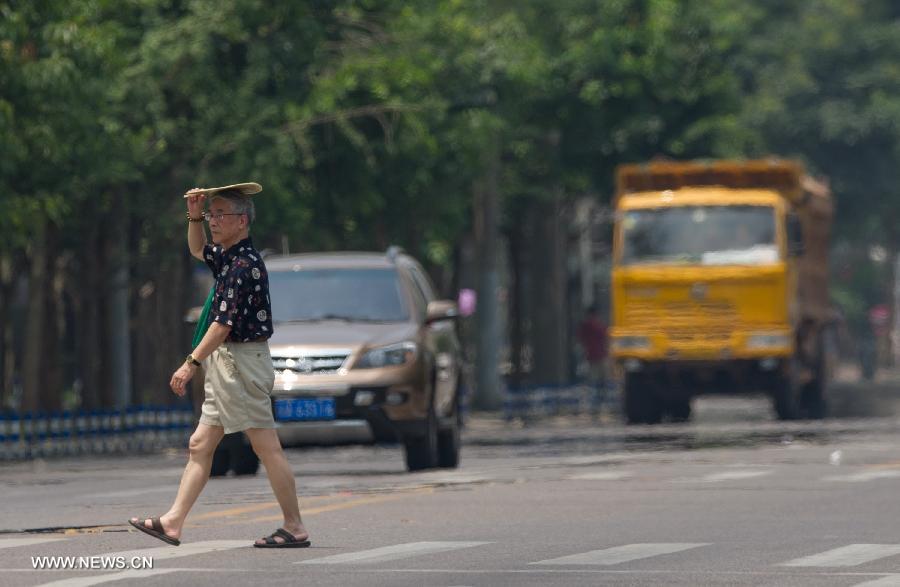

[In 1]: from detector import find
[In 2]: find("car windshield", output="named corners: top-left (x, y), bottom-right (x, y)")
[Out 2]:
top-left (620, 205), bottom-right (778, 266)
top-left (269, 268), bottom-right (409, 322)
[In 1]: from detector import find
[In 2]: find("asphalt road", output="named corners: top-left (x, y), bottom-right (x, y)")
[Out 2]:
top-left (4, 377), bottom-right (900, 586)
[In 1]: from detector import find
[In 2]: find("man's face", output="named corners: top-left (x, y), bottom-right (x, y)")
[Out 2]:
top-left (207, 197), bottom-right (246, 245)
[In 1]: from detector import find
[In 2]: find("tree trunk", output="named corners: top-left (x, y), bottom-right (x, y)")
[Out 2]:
top-left (22, 219), bottom-right (62, 412)
top-left (528, 194), bottom-right (569, 386)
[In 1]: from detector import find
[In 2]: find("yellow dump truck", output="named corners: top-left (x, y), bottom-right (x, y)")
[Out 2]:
top-left (610, 159), bottom-right (833, 423)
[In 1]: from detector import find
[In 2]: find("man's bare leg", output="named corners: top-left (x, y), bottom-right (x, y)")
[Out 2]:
top-left (130, 423), bottom-right (224, 542)
top-left (245, 427), bottom-right (308, 545)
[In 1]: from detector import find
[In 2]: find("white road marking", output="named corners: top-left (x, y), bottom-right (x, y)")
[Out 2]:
top-left (298, 541), bottom-right (490, 565)
top-left (37, 569), bottom-right (181, 587)
top-left (699, 470), bottom-right (773, 482)
top-left (0, 537), bottom-right (67, 549)
top-left (34, 541), bottom-right (247, 587)
top-left (851, 576), bottom-right (900, 586)
top-left (780, 544), bottom-right (900, 567)
top-left (568, 471), bottom-right (633, 481)
top-left (531, 543), bottom-right (710, 566)
top-left (822, 470), bottom-right (900, 483)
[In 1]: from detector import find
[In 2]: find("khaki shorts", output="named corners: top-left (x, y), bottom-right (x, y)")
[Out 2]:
top-left (199, 341), bottom-right (276, 434)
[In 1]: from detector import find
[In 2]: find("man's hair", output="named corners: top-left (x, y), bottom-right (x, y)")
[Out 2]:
top-left (213, 189), bottom-right (255, 224)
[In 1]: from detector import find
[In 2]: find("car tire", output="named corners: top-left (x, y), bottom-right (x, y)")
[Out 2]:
top-left (232, 441), bottom-right (260, 476)
top-left (210, 432), bottom-right (260, 477)
top-left (404, 398), bottom-right (438, 472)
top-left (210, 446), bottom-right (231, 477)
top-left (437, 392), bottom-right (461, 469)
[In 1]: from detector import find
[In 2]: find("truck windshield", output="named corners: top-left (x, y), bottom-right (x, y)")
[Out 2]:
top-left (269, 268), bottom-right (409, 322)
top-left (620, 205), bottom-right (777, 266)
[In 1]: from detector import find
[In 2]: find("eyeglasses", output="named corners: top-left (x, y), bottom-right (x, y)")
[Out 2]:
top-left (202, 212), bottom-right (244, 222)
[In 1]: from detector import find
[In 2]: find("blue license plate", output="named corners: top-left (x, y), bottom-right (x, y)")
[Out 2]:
top-left (273, 397), bottom-right (336, 422)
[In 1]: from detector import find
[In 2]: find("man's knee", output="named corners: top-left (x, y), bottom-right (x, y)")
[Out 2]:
top-left (188, 426), bottom-right (223, 457)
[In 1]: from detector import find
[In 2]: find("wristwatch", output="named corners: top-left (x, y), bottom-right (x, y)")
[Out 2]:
top-left (185, 354), bottom-right (201, 367)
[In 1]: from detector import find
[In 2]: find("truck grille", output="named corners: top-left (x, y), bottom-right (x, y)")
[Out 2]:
top-left (272, 351), bottom-right (351, 375)
top-left (625, 301), bottom-right (737, 342)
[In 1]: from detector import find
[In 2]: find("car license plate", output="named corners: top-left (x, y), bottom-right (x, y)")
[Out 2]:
top-left (273, 397), bottom-right (336, 422)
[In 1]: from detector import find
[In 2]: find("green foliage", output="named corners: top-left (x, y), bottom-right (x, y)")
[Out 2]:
top-left (1, 0), bottom-right (897, 333)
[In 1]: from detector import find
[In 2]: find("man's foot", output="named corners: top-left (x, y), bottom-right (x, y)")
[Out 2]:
top-left (254, 527), bottom-right (310, 548)
top-left (128, 515), bottom-right (181, 546)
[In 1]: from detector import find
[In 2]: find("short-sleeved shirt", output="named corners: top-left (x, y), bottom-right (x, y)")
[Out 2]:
top-left (203, 237), bottom-right (274, 342)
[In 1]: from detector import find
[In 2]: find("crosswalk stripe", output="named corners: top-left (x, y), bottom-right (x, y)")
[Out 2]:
top-left (531, 543), bottom-right (710, 566)
top-left (33, 541), bottom-right (246, 587)
top-left (100, 540), bottom-right (247, 563)
top-left (822, 471), bottom-right (900, 483)
top-left (700, 470), bottom-right (772, 482)
top-left (297, 541), bottom-right (490, 565)
top-left (568, 471), bottom-right (633, 481)
top-left (37, 569), bottom-right (181, 587)
top-left (780, 544), bottom-right (900, 567)
top-left (0, 537), bottom-right (67, 549)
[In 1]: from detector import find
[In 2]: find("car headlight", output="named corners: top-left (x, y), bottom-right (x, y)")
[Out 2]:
top-left (354, 341), bottom-right (418, 369)
top-left (612, 336), bottom-right (651, 350)
top-left (746, 333), bottom-right (792, 349)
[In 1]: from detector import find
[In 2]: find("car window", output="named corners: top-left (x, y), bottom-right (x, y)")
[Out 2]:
top-left (268, 268), bottom-right (409, 322)
top-left (407, 264), bottom-right (436, 303)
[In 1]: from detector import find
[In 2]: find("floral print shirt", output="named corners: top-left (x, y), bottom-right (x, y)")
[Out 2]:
top-left (203, 237), bottom-right (274, 342)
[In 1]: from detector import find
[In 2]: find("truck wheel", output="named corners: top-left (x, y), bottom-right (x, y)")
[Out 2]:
top-left (623, 373), bottom-right (661, 425)
top-left (772, 375), bottom-right (798, 420)
top-left (800, 382), bottom-right (827, 419)
top-left (404, 398), bottom-right (438, 472)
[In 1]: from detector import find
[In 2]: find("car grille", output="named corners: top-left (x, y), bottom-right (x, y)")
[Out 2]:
top-left (272, 351), bottom-right (351, 375)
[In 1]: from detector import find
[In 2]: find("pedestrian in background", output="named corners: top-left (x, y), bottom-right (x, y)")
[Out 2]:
top-left (577, 304), bottom-right (611, 414)
top-left (129, 184), bottom-right (310, 548)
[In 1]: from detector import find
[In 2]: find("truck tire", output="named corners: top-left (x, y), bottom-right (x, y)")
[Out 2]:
top-left (623, 373), bottom-right (661, 425)
top-left (772, 375), bottom-right (799, 420)
top-left (799, 339), bottom-right (828, 419)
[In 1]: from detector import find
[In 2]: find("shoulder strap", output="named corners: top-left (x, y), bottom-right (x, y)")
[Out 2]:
top-left (191, 286), bottom-right (215, 348)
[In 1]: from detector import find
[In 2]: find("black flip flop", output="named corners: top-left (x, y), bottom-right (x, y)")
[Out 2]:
top-left (128, 517), bottom-right (180, 546)
top-left (254, 528), bottom-right (311, 548)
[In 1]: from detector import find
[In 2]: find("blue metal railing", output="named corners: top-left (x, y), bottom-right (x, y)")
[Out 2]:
top-left (0, 406), bottom-right (195, 461)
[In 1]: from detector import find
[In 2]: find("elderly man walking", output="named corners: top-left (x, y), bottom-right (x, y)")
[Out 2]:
top-left (129, 184), bottom-right (310, 548)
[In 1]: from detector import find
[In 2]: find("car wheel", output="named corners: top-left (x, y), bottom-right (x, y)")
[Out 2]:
top-left (437, 393), bottom-right (461, 469)
top-left (404, 398), bottom-right (438, 472)
top-left (210, 446), bottom-right (230, 477)
top-left (232, 441), bottom-right (260, 476)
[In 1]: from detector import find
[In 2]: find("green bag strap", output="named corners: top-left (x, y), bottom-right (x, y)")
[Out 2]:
top-left (191, 285), bottom-right (215, 348)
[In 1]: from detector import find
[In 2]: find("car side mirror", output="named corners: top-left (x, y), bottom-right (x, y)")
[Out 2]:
top-left (426, 300), bottom-right (459, 324)
top-left (787, 214), bottom-right (805, 257)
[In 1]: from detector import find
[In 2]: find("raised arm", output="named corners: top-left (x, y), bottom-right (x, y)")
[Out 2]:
top-left (186, 190), bottom-right (207, 260)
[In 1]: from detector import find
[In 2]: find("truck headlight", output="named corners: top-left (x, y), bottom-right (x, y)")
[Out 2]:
top-left (613, 336), bottom-right (651, 350)
top-left (746, 333), bottom-right (791, 349)
top-left (354, 341), bottom-right (418, 369)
